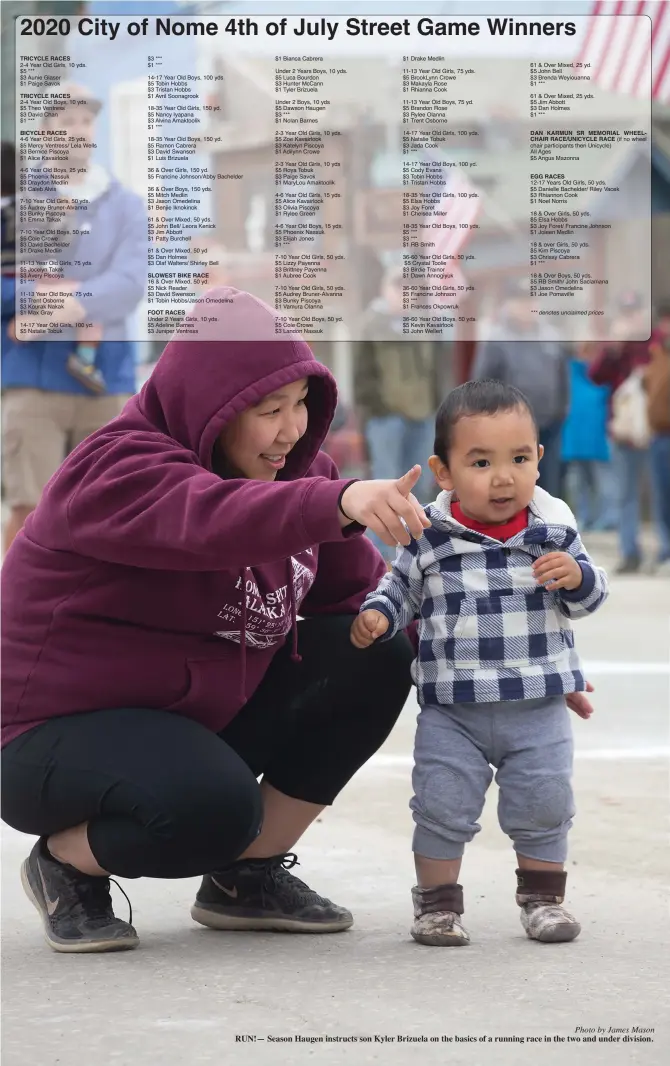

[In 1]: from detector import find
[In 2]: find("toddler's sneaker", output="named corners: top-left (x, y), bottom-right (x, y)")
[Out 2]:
top-left (21, 839), bottom-right (139, 953)
top-left (191, 852), bottom-right (353, 933)
top-left (410, 883), bottom-right (470, 946)
top-left (516, 867), bottom-right (581, 943)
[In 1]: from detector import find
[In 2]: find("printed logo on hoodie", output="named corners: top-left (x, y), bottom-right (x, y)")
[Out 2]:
top-left (214, 553), bottom-right (315, 647)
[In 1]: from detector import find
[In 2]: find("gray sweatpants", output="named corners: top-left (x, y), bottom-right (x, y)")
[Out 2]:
top-left (411, 696), bottom-right (575, 864)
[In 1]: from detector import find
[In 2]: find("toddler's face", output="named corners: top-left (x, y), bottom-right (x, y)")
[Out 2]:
top-left (215, 377), bottom-right (309, 481)
top-left (428, 407), bottom-right (543, 525)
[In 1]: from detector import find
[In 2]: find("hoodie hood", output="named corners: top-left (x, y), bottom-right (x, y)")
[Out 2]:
top-left (134, 288), bottom-right (339, 692)
top-left (137, 287), bottom-right (337, 475)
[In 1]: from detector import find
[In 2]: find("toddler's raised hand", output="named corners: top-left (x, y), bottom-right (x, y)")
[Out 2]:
top-left (566, 681), bottom-right (595, 720)
top-left (350, 610), bottom-right (389, 649)
top-left (533, 551), bottom-right (583, 591)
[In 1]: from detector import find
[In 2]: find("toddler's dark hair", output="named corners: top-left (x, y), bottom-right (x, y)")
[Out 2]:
top-left (434, 379), bottom-right (539, 464)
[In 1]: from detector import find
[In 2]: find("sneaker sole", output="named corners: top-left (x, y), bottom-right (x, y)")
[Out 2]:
top-left (20, 861), bottom-right (140, 954)
top-left (410, 930), bottom-right (470, 947)
top-left (190, 903), bottom-right (353, 934)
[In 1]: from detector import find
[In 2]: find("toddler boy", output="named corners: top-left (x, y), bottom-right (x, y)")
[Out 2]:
top-left (351, 380), bottom-right (608, 945)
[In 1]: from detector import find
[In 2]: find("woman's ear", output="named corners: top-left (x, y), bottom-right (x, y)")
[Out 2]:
top-left (428, 454), bottom-right (453, 492)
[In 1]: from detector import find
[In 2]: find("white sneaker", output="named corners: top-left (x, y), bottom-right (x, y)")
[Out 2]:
top-left (520, 900), bottom-right (581, 943)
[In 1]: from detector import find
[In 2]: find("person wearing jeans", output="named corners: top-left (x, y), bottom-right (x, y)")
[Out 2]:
top-left (562, 350), bottom-right (618, 531)
top-left (472, 277), bottom-right (570, 501)
top-left (564, 460), bottom-right (618, 532)
top-left (649, 436), bottom-right (670, 566)
top-left (354, 265), bottom-right (442, 560)
top-left (609, 441), bottom-right (649, 567)
top-left (643, 308), bottom-right (670, 569)
top-left (364, 414), bottom-right (436, 494)
top-left (588, 292), bottom-right (654, 574)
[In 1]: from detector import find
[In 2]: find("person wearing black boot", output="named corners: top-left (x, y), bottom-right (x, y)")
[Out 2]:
top-left (2, 289), bottom-right (423, 953)
top-left (352, 380), bottom-right (607, 946)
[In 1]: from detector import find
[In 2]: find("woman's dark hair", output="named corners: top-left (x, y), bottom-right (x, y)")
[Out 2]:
top-left (434, 379), bottom-right (539, 464)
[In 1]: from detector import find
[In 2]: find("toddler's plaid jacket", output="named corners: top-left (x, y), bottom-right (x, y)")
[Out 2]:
top-left (362, 487), bottom-right (609, 705)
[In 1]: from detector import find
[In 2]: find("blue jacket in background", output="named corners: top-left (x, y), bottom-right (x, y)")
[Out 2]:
top-left (561, 358), bottom-right (610, 463)
top-left (1, 176), bottom-right (146, 396)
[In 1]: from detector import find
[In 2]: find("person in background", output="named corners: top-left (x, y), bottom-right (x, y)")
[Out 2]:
top-left (471, 277), bottom-right (569, 500)
top-left (190, 239), bottom-right (230, 291)
top-left (66, 321), bottom-right (107, 394)
top-left (561, 344), bottom-right (618, 531)
top-left (322, 401), bottom-right (368, 482)
top-left (1, 288), bottom-right (419, 954)
top-left (643, 302), bottom-right (670, 574)
top-left (588, 292), bottom-right (653, 574)
top-left (1, 142), bottom-right (16, 280)
top-left (1, 141), bottom-right (17, 392)
top-left (354, 265), bottom-right (442, 559)
top-left (1, 84), bottom-right (146, 553)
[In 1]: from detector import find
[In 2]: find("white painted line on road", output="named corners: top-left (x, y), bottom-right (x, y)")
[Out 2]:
top-left (582, 661), bottom-right (669, 676)
top-left (573, 747), bottom-right (670, 760)
top-left (367, 748), bottom-right (670, 770)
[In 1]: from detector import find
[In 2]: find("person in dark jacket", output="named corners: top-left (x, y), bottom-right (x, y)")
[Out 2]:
top-left (1, 84), bottom-right (147, 551)
top-left (472, 277), bottom-right (570, 499)
top-left (588, 292), bottom-right (654, 573)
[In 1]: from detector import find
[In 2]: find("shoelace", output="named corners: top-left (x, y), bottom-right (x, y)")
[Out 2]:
top-left (278, 852), bottom-right (299, 872)
top-left (215, 853), bottom-right (316, 906)
top-left (110, 878), bottom-right (134, 926)
top-left (264, 853), bottom-right (320, 907)
top-left (67, 875), bottom-right (133, 927)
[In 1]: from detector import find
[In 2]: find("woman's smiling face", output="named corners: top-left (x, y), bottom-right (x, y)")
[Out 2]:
top-left (216, 377), bottom-right (309, 481)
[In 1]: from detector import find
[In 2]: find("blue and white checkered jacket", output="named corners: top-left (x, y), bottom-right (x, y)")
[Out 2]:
top-left (362, 487), bottom-right (609, 705)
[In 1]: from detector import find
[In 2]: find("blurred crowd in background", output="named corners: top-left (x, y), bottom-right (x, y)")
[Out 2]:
top-left (2, 94), bottom-right (669, 571)
top-left (344, 270), bottom-right (670, 571)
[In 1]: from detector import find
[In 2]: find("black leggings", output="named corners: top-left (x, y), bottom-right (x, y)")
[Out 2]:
top-left (1, 616), bottom-right (413, 879)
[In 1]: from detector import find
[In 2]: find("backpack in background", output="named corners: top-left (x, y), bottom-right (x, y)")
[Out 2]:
top-left (609, 368), bottom-right (650, 448)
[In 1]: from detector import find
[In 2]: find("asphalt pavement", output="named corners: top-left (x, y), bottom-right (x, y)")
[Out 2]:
top-left (1, 530), bottom-right (669, 1065)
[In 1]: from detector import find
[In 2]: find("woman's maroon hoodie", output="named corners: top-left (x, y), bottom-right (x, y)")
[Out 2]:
top-left (1, 289), bottom-right (387, 747)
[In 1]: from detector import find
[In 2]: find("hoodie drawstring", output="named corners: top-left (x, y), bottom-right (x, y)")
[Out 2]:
top-left (287, 559), bottom-right (302, 665)
top-left (238, 561), bottom-right (301, 707)
top-left (239, 567), bottom-right (249, 706)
